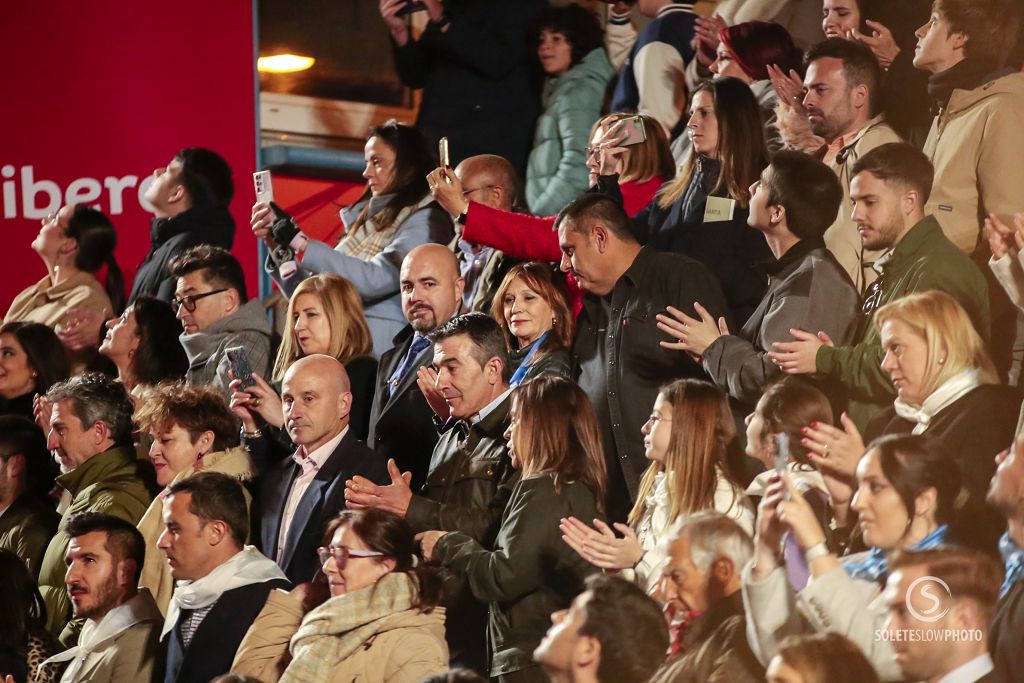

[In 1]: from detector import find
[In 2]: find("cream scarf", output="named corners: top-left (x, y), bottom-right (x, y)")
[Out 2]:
top-left (893, 368), bottom-right (983, 434)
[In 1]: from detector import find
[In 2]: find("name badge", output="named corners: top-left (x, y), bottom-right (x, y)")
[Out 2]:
top-left (704, 196), bottom-right (736, 223)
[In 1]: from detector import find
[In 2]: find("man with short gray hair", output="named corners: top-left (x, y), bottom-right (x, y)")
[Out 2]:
top-left (38, 373), bottom-right (152, 645)
top-left (647, 512), bottom-right (763, 683)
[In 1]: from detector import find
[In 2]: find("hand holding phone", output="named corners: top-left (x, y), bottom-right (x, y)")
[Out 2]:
top-left (226, 346), bottom-right (257, 390)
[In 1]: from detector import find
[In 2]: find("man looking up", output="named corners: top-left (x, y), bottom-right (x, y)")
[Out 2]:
top-left (59, 148), bottom-right (236, 350)
top-left (367, 243), bottom-right (464, 490)
top-left (43, 513), bottom-right (164, 683)
top-left (534, 574), bottom-right (669, 683)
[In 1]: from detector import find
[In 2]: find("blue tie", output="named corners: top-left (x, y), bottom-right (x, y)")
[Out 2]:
top-left (387, 335), bottom-right (431, 397)
top-left (1000, 532), bottom-right (1024, 597)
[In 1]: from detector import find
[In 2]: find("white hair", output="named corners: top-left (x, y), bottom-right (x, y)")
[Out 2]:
top-left (668, 511), bottom-right (753, 573)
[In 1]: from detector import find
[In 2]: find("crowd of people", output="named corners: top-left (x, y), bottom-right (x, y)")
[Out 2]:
top-left (3, 0), bottom-right (1024, 681)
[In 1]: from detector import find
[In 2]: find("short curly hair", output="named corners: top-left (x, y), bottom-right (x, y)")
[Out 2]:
top-left (537, 4), bottom-right (604, 67)
top-left (134, 382), bottom-right (239, 452)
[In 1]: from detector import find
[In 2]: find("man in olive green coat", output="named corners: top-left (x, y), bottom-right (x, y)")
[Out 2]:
top-left (0, 415), bottom-right (59, 577)
top-left (37, 373), bottom-right (152, 646)
top-left (768, 143), bottom-right (989, 429)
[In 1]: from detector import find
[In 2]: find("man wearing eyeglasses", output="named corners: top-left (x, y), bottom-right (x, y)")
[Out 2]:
top-left (169, 244), bottom-right (272, 393)
top-left (426, 154), bottom-right (521, 313)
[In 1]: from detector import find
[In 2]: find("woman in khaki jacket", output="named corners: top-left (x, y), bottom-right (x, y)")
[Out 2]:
top-left (133, 383), bottom-right (255, 615)
top-left (6, 204), bottom-right (124, 370)
top-left (231, 508), bottom-right (448, 683)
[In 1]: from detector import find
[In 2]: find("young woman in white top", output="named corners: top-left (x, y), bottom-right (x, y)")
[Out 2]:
top-left (560, 378), bottom-right (753, 593)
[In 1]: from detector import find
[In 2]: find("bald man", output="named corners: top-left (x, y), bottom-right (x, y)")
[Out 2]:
top-left (255, 354), bottom-right (388, 583)
top-left (427, 155), bottom-right (521, 312)
top-left (368, 245), bottom-right (464, 490)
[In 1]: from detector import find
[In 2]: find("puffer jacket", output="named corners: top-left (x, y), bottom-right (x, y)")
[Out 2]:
top-left (180, 298), bottom-right (273, 392)
top-left (923, 71), bottom-right (1024, 257)
top-left (137, 446), bottom-right (255, 615)
top-left (525, 47), bottom-right (614, 217)
top-left (38, 447), bottom-right (152, 644)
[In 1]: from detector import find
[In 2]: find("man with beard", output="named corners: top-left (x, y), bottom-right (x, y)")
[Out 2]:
top-left (768, 142), bottom-right (989, 429)
top-left (780, 38), bottom-right (902, 294)
top-left (367, 243), bottom-right (464, 490)
top-left (986, 431), bottom-right (1024, 680)
top-left (42, 513), bottom-right (164, 683)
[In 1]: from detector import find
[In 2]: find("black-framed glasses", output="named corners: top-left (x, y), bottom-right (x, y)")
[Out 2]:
top-left (461, 184), bottom-right (500, 198)
top-left (316, 545), bottom-right (387, 569)
top-left (172, 288), bottom-right (228, 313)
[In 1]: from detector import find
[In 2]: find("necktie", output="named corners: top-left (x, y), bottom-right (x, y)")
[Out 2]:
top-left (1000, 532), bottom-right (1024, 597)
top-left (388, 335), bottom-right (431, 396)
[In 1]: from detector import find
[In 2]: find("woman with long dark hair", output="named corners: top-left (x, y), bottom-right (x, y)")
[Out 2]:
top-left (0, 322), bottom-right (70, 420)
top-left (99, 296), bottom-right (189, 401)
top-left (420, 377), bottom-right (606, 682)
top-left (0, 549), bottom-right (61, 683)
top-left (252, 120), bottom-right (453, 356)
top-left (595, 78), bottom-right (772, 325)
top-left (7, 205), bottom-right (125, 365)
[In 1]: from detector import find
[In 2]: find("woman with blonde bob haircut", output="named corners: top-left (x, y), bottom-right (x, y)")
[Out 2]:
top-left (560, 378), bottom-right (753, 592)
top-left (230, 273), bottom-right (378, 442)
top-left (801, 290), bottom-right (1020, 552)
top-left (491, 262), bottom-right (574, 387)
top-left (419, 376), bottom-right (605, 682)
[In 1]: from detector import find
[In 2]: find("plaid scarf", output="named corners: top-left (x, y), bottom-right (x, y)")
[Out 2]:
top-left (338, 194), bottom-right (433, 261)
top-left (280, 572), bottom-right (417, 683)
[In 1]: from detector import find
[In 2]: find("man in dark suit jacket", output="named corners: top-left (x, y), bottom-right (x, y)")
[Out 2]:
top-left (256, 354), bottom-right (388, 584)
top-left (158, 472), bottom-right (289, 683)
top-left (987, 430), bottom-right (1024, 682)
top-left (367, 243), bottom-right (465, 491)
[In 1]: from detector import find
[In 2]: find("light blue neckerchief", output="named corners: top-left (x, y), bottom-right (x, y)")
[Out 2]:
top-left (999, 532), bottom-right (1024, 597)
top-left (842, 524), bottom-right (949, 583)
top-left (509, 331), bottom-right (549, 388)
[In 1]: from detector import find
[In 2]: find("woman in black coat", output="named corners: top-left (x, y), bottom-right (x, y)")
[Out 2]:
top-left (800, 290), bottom-right (1021, 556)
top-left (419, 377), bottom-right (605, 683)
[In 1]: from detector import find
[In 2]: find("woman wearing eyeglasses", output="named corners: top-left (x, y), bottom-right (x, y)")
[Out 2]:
top-left (231, 508), bottom-right (447, 683)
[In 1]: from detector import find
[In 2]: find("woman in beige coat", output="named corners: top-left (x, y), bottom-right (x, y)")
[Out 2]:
top-left (134, 383), bottom-right (255, 614)
top-left (230, 508), bottom-right (448, 683)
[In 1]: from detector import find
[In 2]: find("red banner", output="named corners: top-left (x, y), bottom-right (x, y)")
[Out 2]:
top-left (0, 2), bottom-right (259, 308)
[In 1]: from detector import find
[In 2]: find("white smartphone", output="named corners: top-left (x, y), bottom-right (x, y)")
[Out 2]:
top-left (253, 171), bottom-right (274, 205)
top-left (439, 137), bottom-right (450, 168)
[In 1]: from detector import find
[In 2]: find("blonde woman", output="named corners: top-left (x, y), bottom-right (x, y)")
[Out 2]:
top-left (560, 379), bottom-right (753, 593)
top-left (800, 290), bottom-right (1020, 553)
top-left (230, 273), bottom-right (377, 442)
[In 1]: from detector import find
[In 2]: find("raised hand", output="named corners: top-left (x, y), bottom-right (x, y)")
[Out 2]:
top-left (426, 166), bottom-right (467, 219)
top-left (655, 302), bottom-right (724, 358)
top-left (229, 372), bottom-right (284, 430)
top-left (848, 20), bottom-right (899, 69)
top-left (768, 64), bottom-right (807, 116)
top-left (416, 529), bottom-right (447, 561)
top-left (416, 365), bottom-right (450, 421)
top-left (345, 458), bottom-right (414, 516)
top-left (56, 307), bottom-right (109, 351)
top-left (559, 516), bottom-right (644, 570)
top-left (802, 412), bottom-right (864, 483)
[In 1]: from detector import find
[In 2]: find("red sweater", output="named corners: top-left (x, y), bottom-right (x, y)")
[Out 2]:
top-left (461, 176), bottom-right (663, 261)
top-left (462, 176), bottom-right (663, 314)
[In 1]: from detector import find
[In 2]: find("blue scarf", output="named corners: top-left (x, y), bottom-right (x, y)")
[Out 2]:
top-left (508, 332), bottom-right (549, 388)
top-left (842, 524), bottom-right (949, 584)
top-left (999, 532), bottom-right (1024, 598)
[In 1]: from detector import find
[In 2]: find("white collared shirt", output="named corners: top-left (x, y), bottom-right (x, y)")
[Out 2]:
top-left (471, 387), bottom-right (512, 426)
top-left (936, 653), bottom-right (994, 683)
top-left (277, 426), bottom-right (349, 558)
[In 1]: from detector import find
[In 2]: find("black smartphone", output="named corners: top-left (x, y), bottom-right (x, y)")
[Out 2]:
top-left (226, 346), bottom-right (257, 390)
top-left (396, 0), bottom-right (427, 16)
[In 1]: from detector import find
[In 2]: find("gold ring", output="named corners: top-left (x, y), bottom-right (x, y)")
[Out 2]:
top-left (822, 447), bottom-right (831, 458)
top-left (252, 398), bottom-right (261, 408)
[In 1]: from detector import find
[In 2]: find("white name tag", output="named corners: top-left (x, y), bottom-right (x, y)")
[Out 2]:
top-left (704, 196), bottom-right (736, 223)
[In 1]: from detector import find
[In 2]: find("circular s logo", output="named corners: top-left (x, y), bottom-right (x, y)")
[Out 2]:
top-left (906, 575), bottom-right (952, 623)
